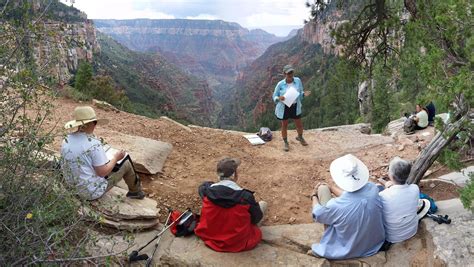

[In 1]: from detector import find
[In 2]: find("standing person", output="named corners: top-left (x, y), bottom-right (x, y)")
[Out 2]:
top-left (309, 154), bottom-right (385, 259)
top-left (272, 65), bottom-right (311, 152)
top-left (194, 157), bottom-right (267, 252)
top-left (61, 106), bottom-right (145, 201)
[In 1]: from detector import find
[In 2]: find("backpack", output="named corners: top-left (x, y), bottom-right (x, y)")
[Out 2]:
top-left (419, 193), bottom-right (438, 214)
top-left (257, 127), bottom-right (273, 142)
top-left (403, 118), bottom-right (416, 134)
top-left (169, 210), bottom-right (199, 237)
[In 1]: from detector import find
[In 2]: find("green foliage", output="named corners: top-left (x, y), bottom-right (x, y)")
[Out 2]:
top-left (0, 2), bottom-right (129, 264)
top-left (371, 64), bottom-right (394, 133)
top-left (437, 149), bottom-right (463, 171)
top-left (74, 60), bottom-right (93, 94)
top-left (460, 174), bottom-right (474, 212)
top-left (88, 75), bottom-right (132, 110)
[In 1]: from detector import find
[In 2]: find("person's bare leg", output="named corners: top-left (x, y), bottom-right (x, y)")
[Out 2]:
top-left (281, 120), bottom-right (289, 151)
top-left (294, 118), bottom-right (308, 146)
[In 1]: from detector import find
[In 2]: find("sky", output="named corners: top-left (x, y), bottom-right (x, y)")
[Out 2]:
top-left (60, 0), bottom-right (310, 36)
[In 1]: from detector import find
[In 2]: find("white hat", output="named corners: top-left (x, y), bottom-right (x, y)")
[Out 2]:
top-left (64, 106), bottom-right (109, 129)
top-left (417, 199), bottom-right (431, 219)
top-left (329, 154), bottom-right (369, 192)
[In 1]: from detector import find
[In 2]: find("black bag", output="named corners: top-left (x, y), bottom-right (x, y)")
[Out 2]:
top-left (170, 210), bottom-right (199, 237)
top-left (257, 127), bottom-right (273, 141)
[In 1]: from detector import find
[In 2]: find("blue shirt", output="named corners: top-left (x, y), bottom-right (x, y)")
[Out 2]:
top-left (272, 77), bottom-right (304, 119)
top-left (312, 183), bottom-right (385, 259)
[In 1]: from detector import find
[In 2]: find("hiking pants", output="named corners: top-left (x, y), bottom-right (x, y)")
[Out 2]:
top-left (105, 159), bottom-right (141, 193)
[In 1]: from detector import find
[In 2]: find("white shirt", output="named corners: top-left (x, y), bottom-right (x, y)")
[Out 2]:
top-left (61, 132), bottom-right (109, 200)
top-left (416, 110), bottom-right (429, 128)
top-left (379, 184), bottom-right (420, 243)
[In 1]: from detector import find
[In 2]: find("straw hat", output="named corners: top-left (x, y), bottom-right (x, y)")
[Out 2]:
top-left (329, 154), bottom-right (369, 192)
top-left (64, 106), bottom-right (109, 129)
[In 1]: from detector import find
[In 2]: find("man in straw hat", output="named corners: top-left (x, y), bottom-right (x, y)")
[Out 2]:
top-left (378, 157), bottom-right (430, 245)
top-left (61, 106), bottom-right (145, 200)
top-left (309, 154), bottom-right (385, 259)
top-left (195, 157), bottom-right (267, 252)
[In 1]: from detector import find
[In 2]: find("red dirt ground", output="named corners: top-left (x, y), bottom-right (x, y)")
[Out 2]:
top-left (48, 98), bottom-right (450, 225)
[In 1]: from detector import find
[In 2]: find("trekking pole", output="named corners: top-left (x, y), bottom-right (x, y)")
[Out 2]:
top-left (128, 208), bottom-right (190, 263)
top-left (145, 210), bottom-right (172, 267)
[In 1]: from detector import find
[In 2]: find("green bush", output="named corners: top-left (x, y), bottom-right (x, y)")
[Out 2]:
top-left (460, 174), bottom-right (474, 212)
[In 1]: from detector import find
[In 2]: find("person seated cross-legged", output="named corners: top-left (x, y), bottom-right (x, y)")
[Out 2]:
top-left (309, 154), bottom-right (385, 259)
top-left (195, 157), bottom-right (267, 252)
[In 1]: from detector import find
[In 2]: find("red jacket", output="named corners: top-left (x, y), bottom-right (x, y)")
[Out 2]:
top-left (195, 180), bottom-right (263, 252)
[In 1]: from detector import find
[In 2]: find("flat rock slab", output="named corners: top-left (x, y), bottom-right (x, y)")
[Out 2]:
top-left (87, 227), bottom-right (173, 266)
top-left (262, 224), bottom-right (386, 266)
top-left (101, 217), bottom-right (159, 231)
top-left (99, 129), bottom-right (172, 174)
top-left (424, 198), bottom-right (474, 266)
top-left (437, 166), bottom-right (474, 187)
top-left (160, 235), bottom-right (330, 267)
top-left (93, 187), bottom-right (159, 220)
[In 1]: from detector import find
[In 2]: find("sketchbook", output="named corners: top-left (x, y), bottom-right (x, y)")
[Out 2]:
top-left (243, 134), bottom-right (266, 145)
top-left (103, 144), bottom-right (129, 166)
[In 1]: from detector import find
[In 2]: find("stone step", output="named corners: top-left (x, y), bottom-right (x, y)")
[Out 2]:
top-left (422, 198), bottom-right (474, 266)
top-left (92, 187), bottom-right (160, 220)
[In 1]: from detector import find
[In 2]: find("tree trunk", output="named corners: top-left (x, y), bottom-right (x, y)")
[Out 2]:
top-left (407, 94), bottom-right (470, 184)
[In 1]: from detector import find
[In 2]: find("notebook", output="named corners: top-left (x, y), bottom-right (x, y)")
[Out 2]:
top-left (103, 144), bottom-right (129, 166)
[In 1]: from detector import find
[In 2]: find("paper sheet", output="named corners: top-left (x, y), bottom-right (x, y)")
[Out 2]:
top-left (243, 134), bottom-right (266, 145)
top-left (282, 85), bottom-right (299, 107)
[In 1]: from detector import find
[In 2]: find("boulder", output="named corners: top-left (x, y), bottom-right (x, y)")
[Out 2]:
top-left (92, 187), bottom-right (160, 220)
top-left (423, 198), bottom-right (474, 266)
top-left (92, 99), bottom-right (120, 112)
top-left (101, 130), bottom-right (172, 174)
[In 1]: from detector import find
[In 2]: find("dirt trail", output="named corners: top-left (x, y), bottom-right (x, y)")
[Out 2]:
top-left (49, 99), bottom-right (428, 225)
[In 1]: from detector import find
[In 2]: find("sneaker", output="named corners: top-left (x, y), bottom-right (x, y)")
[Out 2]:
top-left (126, 190), bottom-right (145, 199)
top-left (296, 136), bottom-right (308, 146)
top-left (283, 142), bottom-right (289, 152)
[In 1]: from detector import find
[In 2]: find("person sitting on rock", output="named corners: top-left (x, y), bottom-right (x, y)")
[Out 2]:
top-left (413, 104), bottom-right (429, 130)
top-left (309, 154), bottom-right (385, 259)
top-left (377, 157), bottom-right (428, 245)
top-left (194, 157), bottom-right (267, 252)
top-left (61, 106), bottom-right (145, 201)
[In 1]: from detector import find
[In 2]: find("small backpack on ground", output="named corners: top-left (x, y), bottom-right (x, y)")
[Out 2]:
top-left (403, 118), bottom-right (416, 134)
top-left (169, 210), bottom-right (199, 237)
top-left (257, 127), bottom-right (273, 142)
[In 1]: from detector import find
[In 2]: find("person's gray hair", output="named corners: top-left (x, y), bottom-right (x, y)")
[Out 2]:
top-left (388, 157), bottom-right (412, 184)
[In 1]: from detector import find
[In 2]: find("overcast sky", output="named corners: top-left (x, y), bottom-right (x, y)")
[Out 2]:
top-left (60, 0), bottom-right (310, 36)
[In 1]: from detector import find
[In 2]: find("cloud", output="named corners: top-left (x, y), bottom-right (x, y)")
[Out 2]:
top-left (61, 0), bottom-right (310, 35)
top-left (185, 14), bottom-right (220, 20)
top-left (244, 12), bottom-right (305, 28)
top-left (61, 0), bottom-right (175, 19)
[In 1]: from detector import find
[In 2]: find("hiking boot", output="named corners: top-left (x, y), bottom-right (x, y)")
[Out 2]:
top-left (296, 136), bottom-right (308, 146)
top-left (283, 142), bottom-right (289, 152)
top-left (126, 190), bottom-right (145, 199)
